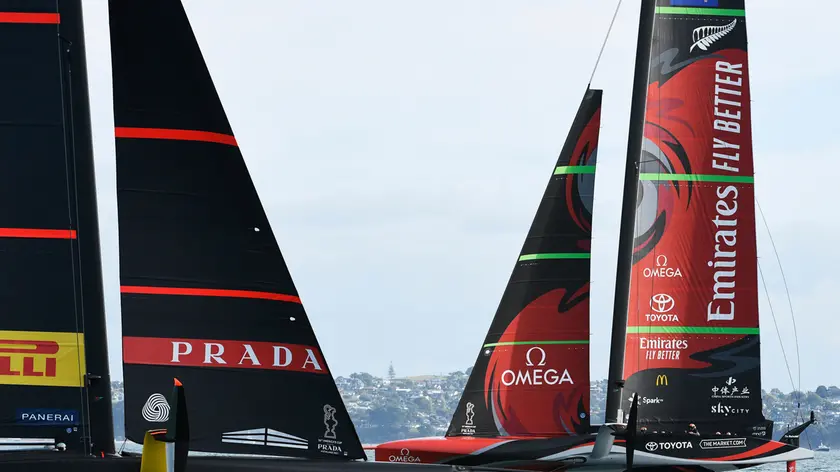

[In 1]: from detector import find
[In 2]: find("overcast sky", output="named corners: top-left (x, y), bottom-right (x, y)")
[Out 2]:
top-left (79, 0), bottom-right (838, 394)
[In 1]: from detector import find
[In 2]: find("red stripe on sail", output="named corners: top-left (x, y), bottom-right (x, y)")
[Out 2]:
top-left (0, 13), bottom-right (60, 24)
top-left (122, 336), bottom-right (327, 374)
top-left (0, 228), bottom-right (76, 239)
top-left (120, 285), bottom-right (301, 303)
top-left (114, 127), bottom-right (238, 146)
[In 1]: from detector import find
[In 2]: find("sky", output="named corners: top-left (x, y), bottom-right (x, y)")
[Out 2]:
top-left (78, 0), bottom-right (839, 393)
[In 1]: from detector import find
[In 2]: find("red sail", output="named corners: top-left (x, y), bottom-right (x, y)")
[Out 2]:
top-left (620, 0), bottom-right (767, 435)
top-left (446, 89), bottom-right (601, 438)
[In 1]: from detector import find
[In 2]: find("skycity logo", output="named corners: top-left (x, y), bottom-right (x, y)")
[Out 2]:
top-left (0, 331), bottom-right (85, 387)
top-left (123, 337), bottom-right (327, 374)
top-left (711, 402), bottom-right (750, 416)
top-left (500, 346), bottom-right (573, 386)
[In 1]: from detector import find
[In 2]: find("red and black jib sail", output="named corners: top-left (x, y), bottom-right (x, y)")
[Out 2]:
top-left (0, 0), bottom-right (114, 454)
top-left (446, 89), bottom-right (601, 438)
top-left (109, 0), bottom-right (364, 459)
top-left (615, 0), bottom-right (769, 437)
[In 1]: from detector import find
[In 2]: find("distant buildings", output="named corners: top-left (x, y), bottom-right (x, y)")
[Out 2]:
top-left (110, 372), bottom-right (840, 445)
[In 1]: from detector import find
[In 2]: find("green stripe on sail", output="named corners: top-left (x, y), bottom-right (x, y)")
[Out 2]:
top-left (484, 340), bottom-right (589, 348)
top-left (554, 165), bottom-right (596, 175)
top-left (655, 7), bottom-right (745, 17)
top-left (639, 173), bottom-right (754, 183)
top-left (627, 326), bottom-right (759, 335)
top-left (519, 253), bottom-right (591, 261)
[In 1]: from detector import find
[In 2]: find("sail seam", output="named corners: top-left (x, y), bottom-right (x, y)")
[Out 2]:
top-left (120, 286), bottom-right (301, 303)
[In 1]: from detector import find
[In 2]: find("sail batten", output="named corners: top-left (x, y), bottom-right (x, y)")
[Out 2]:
top-left (110, 0), bottom-right (364, 459)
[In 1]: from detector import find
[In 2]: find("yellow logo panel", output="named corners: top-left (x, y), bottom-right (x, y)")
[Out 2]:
top-left (0, 331), bottom-right (85, 387)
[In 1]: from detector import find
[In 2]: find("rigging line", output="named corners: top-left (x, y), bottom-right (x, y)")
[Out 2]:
top-left (756, 200), bottom-right (802, 400)
top-left (588, 0), bottom-right (623, 86)
top-left (757, 260), bottom-right (799, 410)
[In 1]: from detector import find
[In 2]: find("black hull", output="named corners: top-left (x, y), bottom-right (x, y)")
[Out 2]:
top-left (0, 451), bottom-right (489, 472)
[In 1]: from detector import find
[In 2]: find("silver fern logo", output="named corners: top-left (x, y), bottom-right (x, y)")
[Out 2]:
top-left (142, 393), bottom-right (170, 422)
top-left (690, 19), bottom-right (737, 53)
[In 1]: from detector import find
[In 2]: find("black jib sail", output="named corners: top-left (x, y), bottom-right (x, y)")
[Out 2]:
top-left (446, 89), bottom-right (601, 438)
top-left (109, 0), bottom-right (364, 459)
top-left (609, 0), bottom-right (769, 437)
top-left (0, 0), bottom-right (114, 455)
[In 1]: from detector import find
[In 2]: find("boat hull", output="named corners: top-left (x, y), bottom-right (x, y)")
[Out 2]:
top-left (0, 451), bottom-right (475, 472)
top-left (374, 434), bottom-right (814, 471)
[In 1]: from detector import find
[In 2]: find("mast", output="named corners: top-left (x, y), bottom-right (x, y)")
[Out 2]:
top-left (447, 88), bottom-right (602, 438)
top-left (0, 0), bottom-right (112, 455)
top-left (59, 0), bottom-right (115, 454)
top-left (604, 0), bottom-right (656, 424)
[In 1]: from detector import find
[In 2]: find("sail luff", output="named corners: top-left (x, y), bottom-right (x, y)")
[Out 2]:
top-left (604, 0), bottom-right (657, 425)
top-left (0, 0), bottom-right (112, 454)
top-left (58, 0), bottom-right (116, 454)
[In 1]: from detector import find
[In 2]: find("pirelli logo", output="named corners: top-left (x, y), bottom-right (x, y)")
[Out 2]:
top-left (0, 331), bottom-right (85, 387)
top-left (656, 374), bottom-right (668, 386)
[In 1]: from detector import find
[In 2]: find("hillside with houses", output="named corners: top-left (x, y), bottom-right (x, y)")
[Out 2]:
top-left (110, 368), bottom-right (840, 446)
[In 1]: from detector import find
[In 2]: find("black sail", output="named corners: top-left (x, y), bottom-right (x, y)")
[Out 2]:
top-left (0, 0), bottom-right (113, 455)
top-left (446, 89), bottom-right (601, 438)
top-left (109, 0), bottom-right (364, 459)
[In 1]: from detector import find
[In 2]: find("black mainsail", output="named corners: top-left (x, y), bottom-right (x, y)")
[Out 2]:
top-left (109, 0), bottom-right (364, 460)
top-left (0, 0), bottom-right (113, 456)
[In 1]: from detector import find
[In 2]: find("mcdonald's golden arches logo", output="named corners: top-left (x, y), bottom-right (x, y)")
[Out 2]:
top-left (655, 374), bottom-right (668, 386)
